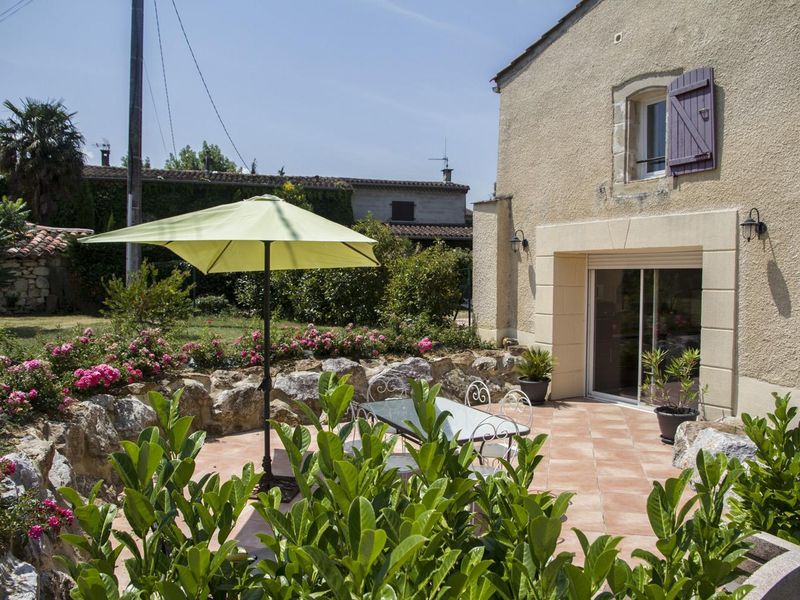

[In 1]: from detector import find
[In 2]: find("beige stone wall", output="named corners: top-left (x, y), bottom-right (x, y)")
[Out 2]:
top-left (475, 0), bottom-right (800, 415)
top-left (0, 257), bottom-right (62, 313)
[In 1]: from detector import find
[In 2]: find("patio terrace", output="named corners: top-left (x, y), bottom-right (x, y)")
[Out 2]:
top-left (197, 397), bottom-right (683, 562)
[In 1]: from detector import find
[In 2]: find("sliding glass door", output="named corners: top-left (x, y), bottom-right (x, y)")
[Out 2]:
top-left (589, 267), bottom-right (701, 404)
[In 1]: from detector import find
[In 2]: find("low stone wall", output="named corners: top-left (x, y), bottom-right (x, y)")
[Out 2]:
top-left (7, 349), bottom-right (527, 498)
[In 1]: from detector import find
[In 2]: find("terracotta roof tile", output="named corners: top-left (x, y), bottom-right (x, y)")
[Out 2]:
top-left (5, 223), bottom-right (94, 259)
top-left (83, 166), bottom-right (469, 193)
top-left (388, 223), bottom-right (472, 240)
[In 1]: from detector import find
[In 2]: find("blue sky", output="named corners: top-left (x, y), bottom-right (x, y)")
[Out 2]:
top-left (0, 0), bottom-right (575, 203)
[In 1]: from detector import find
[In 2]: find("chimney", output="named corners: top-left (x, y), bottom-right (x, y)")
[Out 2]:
top-left (442, 167), bottom-right (453, 183)
top-left (100, 146), bottom-right (110, 167)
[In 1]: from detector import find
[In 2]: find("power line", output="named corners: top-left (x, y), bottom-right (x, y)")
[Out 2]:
top-left (144, 62), bottom-right (169, 155)
top-left (0, 0), bottom-right (27, 18)
top-left (169, 0), bottom-right (248, 169)
top-left (0, 0), bottom-right (33, 24)
top-left (153, 0), bottom-right (176, 157)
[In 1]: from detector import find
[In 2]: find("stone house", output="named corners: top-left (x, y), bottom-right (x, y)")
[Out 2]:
top-left (473, 0), bottom-right (799, 418)
top-left (82, 165), bottom-right (471, 246)
top-left (1, 224), bottom-right (93, 313)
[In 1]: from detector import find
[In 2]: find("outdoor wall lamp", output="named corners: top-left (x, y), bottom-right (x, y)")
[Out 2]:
top-left (510, 229), bottom-right (529, 252)
top-left (740, 208), bottom-right (767, 242)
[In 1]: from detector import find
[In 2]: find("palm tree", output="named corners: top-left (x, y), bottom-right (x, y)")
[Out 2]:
top-left (0, 98), bottom-right (85, 224)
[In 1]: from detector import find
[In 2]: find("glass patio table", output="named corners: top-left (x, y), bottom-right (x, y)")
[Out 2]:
top-left (360, 397), bottom-right (531, 444)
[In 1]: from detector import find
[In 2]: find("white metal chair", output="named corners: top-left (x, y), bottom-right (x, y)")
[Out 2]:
top-left (343, 374), bottom-right (414, 477)
top-left (474, 389), bottom-right (532, 461)
top-left (463, 379), bottom-right (492, 407)
top-left (469, 413), bottom-right (521, 478)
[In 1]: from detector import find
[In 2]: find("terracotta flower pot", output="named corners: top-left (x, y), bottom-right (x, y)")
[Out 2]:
top-left (655, 406), bottom-right (699, 444)
top-left (518, 378), bottom-right (549, 405)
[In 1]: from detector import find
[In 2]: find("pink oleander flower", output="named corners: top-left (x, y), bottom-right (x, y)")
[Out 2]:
top-left (43, 499), bottom-right (57, 509)
top-left (28, 525), bottom-right (44, 540)
top-left (47, 515), bottom-right (61, 529)
top-left (82, 327), bottom-right (94, 337)
top-left (27, 389), bottom-right (38, 399)
top-left (162, 353), bottom-right (172, 365)
top-left (251, 330), bottom-right (261, 341)
top-left (23, 359), bottom-right (42, 370)
top-left (78, 336), bottom-right (90, 344)
top-left (378, 335), bottom-right (386, 342)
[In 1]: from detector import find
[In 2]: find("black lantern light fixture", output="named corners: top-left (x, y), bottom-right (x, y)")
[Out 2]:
top-left (510, 229), bottom-right (529, 253)
top-left (740, 208), bottom-right (766, 242)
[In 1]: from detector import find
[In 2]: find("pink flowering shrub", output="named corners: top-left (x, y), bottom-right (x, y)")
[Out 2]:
top-left (417, 337), bottom-right (433, 354)
top-left (0, 456), bottom-right (15, 477)
top-left (118, 328), bottom-right (177, 380)
top-left (0, 489), bottom-right (74, 552)
top-left (0, 357), bottom-right (65, 417)
top-left (45, 327), bottom-right (104, 378)
top-left (179, 333), bottom-right (228, 369)
top-left (233, 323), bottom-right (390, 367)
top-left (73, 364), bottom-right (121, 391)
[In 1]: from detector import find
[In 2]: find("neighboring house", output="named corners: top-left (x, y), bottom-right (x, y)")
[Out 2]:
top-left (81, 165), bottom-right (470, 245)
top-left (473, 0), bottom-right (799, 418)
top-left (0, 224), bottom-right (93, 313)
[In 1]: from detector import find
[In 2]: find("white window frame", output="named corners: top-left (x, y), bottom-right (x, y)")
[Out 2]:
top-left (627, 88), bottom-right (668, 182)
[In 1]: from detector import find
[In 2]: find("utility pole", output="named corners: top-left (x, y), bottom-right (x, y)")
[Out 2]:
top-left (126, 0), bottom-right (144, 281)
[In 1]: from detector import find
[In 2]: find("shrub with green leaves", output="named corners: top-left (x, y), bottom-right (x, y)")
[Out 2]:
top-left (56, 377), bottom-right (753, 598)
top-left (384, 241), bottom-right (467, 327)
top-left (57, 388), bottom-right (258, 599)
top-left (101, 261), bottom-right (194, 334)
top-left (193, 294), bottom-right (231, 315)
top-left (730, 392), bottom-right (800, 544)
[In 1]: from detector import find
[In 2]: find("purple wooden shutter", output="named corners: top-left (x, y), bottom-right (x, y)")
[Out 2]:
top-left (667, 67), bottom-right (716, 176)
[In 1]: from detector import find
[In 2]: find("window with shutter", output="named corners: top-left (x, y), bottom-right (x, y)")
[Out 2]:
top-left (667, 67), bottom-right (716, 176)
top-left (391, 201), bottom-right (415, 221)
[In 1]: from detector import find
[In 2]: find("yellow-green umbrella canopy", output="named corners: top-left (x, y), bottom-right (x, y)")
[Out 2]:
top-left (81, 195), bottom-right (378, 499)
top-left (80, 195), bottom-right (378, 272)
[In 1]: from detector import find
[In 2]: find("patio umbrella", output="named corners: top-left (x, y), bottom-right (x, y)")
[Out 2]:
top-left (80, 195), bottom-right (379, 499)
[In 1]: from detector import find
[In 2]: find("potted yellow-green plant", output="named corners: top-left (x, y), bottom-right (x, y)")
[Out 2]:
top-left (514, 347), bottom-right (554, 405)
top-left (641, 347), bottom-right (705, 443)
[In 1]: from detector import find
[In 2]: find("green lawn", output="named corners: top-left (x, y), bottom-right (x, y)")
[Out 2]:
top-left (0, 313), bottom-right (298, 355)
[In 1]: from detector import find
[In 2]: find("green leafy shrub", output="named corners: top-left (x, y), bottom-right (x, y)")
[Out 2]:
top-left (234, 216), bottom-right (413, 325)
top-left (729, 392), bottom-right (800, 544)
top-left (57, 388), bottom-right (258, 599)
top-left (0, 195), bottom-right (29, 288)
top-left (384, 241), bottom-right (467, 327)
top-left (180, 332), bottom-right (229, 370)
top-left (101, 261), bottom-right (194, 333)
top-left (193, 294), bottom-right (231, 315)
top-left (53, 377), bottom-right (752, 598)
top-left (386, 319), bottom-right (488, 354)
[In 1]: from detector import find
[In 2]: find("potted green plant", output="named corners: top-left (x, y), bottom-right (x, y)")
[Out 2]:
top-left (641, 347), bottom-right (705, 443)
top-left (514, 347), bottom-right (554, 405)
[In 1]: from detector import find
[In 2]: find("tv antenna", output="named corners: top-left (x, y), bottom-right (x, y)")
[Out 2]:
top-left (428, 138), bottom-right (449, 169)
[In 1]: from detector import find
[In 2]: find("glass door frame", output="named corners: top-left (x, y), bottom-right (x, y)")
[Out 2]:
top-left (586, 268), bottom-right (648, 405)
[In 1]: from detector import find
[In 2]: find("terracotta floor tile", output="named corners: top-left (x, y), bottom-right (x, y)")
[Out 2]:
top-left (604, 512), bottom-right (655, 536)
top-left (595, 460), bottom-right (645, 478)
top-left (563, 509), bottom-right (606, 531)
top-left (602, 492), bottom-right (649, 514)
top-left (592, 447), bottom-right (639, 462)
top-left (590, 437), bottom-right (636, 450)
top-left (550, 445), bottom-right (596, 461)
top-left (549, 459), bottom-right (600, 478)
top-left (641, 463), bottom-right (681, 481)
top-left (598, 475), bottom-right (654, 494)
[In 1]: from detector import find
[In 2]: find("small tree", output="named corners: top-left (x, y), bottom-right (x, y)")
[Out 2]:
top-left (164, 141), bottom-right (238, 172)
top-left (101, 261), bottom-right (194, 333)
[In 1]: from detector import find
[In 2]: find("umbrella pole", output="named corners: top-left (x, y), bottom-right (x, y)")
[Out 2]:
top-left (258, 240), bottom-right (299, 502)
